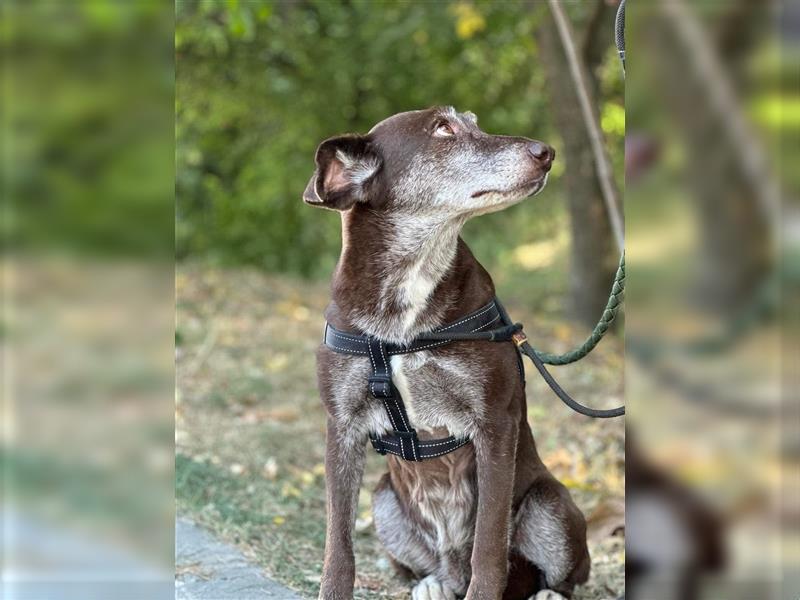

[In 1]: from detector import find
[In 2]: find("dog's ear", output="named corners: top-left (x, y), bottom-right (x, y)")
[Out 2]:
top-left (303, 135), bottom-right (382, 211)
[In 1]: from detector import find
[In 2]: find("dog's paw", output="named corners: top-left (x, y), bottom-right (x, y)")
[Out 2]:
top-left (412, 575), bottom-right (456, 600)
top-left (532, 591), bottom-right (567, 600)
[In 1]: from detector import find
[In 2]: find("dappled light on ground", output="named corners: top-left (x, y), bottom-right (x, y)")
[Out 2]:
top-left (176, 266), bottom-right (624, 599)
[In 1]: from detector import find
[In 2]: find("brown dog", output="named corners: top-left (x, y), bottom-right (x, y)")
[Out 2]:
top-left (305, 107), bottom-right (590, 600)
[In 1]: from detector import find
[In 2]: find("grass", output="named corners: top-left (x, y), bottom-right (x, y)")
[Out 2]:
top-left (176, 263), bottom-right (625, 599)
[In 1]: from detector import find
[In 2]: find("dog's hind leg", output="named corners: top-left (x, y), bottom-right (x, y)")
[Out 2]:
top-left (512, 475), bottom-right (590, 599)
top-left (501, 551), bottom-right (544, 600)
top-left (372, 474), bottom-right (437, 577)
top-left (372, 474), bottom-right (461, 599)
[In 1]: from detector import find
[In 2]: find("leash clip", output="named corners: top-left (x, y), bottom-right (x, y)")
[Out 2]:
top-left (511, 331), bottom-right (528, 347)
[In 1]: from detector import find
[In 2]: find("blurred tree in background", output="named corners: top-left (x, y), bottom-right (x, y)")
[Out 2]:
top-left (539, 1), bottom-right (624, 326)
top-left (4, 1), bottom-right (174, 258)
top-left (176, 0), bottom-right (624, 319)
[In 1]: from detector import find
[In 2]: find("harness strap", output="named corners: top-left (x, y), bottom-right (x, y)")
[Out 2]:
top-left (365, 337), bottom-right (422, 461)
top-left (323, 299), bottom-right (504, 357)
top-left (370, 432), bottom-right (471, 460)
top-left (323, 296), bottom-right (623, 463)
top-left (324, 299), bottom-right (503, 462)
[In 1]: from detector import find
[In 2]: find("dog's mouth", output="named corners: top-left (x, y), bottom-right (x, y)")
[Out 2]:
top-left (470, 175), bottom-right (548, 199)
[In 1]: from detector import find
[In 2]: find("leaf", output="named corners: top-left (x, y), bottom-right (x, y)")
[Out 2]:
top-left (262, 457), bottom-right (278, 480)
top-left (265, 353), bottom-right (289, 372)
top-left (281, 483), bottom-right (302, 498)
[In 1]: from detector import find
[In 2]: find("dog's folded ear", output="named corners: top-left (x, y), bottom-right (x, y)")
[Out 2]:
top-left (303, 135), bottom-right (382, 211)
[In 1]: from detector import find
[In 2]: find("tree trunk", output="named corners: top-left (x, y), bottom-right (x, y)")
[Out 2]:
top-left (638, 5), bottom-right (772, 313)
top-left (538, 11), bottom-right (618, 328)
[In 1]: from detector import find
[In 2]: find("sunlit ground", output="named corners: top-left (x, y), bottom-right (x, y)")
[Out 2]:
top-left (175, 259), bottom-right (625, 600)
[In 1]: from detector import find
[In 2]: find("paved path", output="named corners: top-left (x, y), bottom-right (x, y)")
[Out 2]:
top-left (4, 508), bottom-right (171, 600)
top-left (176, 517), bottom-right (302, 600)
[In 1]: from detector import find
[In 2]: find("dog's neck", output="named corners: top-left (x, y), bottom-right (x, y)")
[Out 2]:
top-left (326, 206), bottom-right (495, 344)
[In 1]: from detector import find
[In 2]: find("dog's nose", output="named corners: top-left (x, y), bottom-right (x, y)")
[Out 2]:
top-left (528, 141), bottom-right (555, 170)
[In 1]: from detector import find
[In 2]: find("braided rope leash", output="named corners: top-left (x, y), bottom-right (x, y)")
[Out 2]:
top-left (534, 253), bottom-right (625, 366)
top-left (418, 4), bottom-right (628, 419)
top-left (501, 1), bottom-right (627, 418)
top-left (493, 254), bottom-right (626, 419)
top-left (615, 0), bottom-right (626, 73)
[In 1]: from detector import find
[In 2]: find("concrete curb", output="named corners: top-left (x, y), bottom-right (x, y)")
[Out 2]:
top-left (176, 517), bottom-right (303, 600)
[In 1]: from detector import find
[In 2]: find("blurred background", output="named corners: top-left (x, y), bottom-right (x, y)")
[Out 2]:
top-left (175, 1), bottom-right (625, 599)
top-left (2, 0), bottom-right (796, 599)
top-left (2, 2), bottom-right (174, 599)
top-left (625, 1), bottom-right (797, 599)
top-left (176, 0), bottom-right (625, 322)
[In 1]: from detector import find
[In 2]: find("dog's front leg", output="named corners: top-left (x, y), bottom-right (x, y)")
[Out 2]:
top-left (466, 410), bottom-right (519, 600)
top-left (319, 416), bottom-right (366, 600)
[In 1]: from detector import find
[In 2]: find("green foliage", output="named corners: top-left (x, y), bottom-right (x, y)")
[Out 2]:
top-left (177, 1), bottom-right (607, 277)
top-left (4, 1), bottom-right (174, 257)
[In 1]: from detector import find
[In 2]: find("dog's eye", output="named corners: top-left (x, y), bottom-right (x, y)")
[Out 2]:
top-left (433, 121), bottom-right (456, 137)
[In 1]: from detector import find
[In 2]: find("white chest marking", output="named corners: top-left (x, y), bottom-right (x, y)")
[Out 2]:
top-left (398, 261), bottom-right (436, 332)
top-left (390, 354), bottom-right (434, 434)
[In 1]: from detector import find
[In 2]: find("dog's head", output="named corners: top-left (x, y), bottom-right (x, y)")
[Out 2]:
top-left (303, 106), bottom-right (554, 218)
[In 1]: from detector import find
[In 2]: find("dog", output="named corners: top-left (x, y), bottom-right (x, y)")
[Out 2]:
top-left (304, 106), bottom-right (590, 600)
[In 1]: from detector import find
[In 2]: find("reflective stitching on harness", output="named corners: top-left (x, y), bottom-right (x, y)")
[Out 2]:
top-left (366, 339), bottom-right (377, 372)
top-left (438, 302), bottom-right (497, 331)
top-left (326, 341), bottom-right (368, 354)
top-left (471, 313), bottom-right (501, 332)
top-left (379, 342), bottom-right (390, 378)
top-left (392, 339), bottom-right (451, 353)
top-left (380, 398), bottom-right (398, 430)
top-left (324, 298), bottom-right (507, 462)
top-left (391, 394), bottom-right (409, 429)
top-left (380, 436), bottom-right (465, 450)
top-left (381, 441), bottom-right (468, 459)
top-left (327, 330), bottom-right (364, 342)
top-left (419, 438), bottom-right (466, 448)
top-left (367, 342), bottom-right (382, 404)
top-left (382, 343), bottom-right (418, 461)
top-left (395, 398), bottom-right (415, 461)
top-left (422, 440), bottom-right (470, 458)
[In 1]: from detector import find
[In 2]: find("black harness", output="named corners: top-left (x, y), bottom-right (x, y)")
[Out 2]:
top-left (324, 298), bottom-right (522, 462)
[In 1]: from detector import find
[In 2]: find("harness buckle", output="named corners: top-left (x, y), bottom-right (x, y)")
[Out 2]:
top-left (368, 374), bottom-right (393, 398)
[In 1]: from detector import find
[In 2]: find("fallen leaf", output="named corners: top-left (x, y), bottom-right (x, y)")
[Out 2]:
top-left (261, 407), bottom-right (301, 423)
top-left (265, 353), bottom-right (289, 372)
top-left (281, 483), bottom-right (302, 498)
top-left (263, 457), bottom-right (278, 480)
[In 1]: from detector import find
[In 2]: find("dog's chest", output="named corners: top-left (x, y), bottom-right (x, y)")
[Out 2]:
top-left (387, 351), bottom-right (486, 439)
top-left (323, 346), bottom-right (490, 440)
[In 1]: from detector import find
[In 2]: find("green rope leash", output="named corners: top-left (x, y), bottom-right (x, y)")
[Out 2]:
top-left (532, 253), bottom-right (625, 365)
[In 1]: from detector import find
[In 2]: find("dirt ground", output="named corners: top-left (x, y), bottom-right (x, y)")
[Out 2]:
top-left (176, 265), bottom-right (625, 599)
